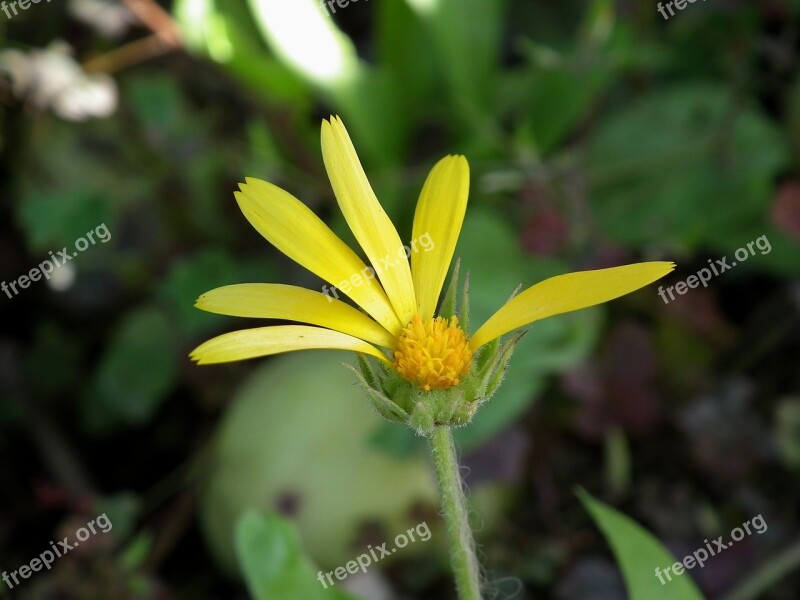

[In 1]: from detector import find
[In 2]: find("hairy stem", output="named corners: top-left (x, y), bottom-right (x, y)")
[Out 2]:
top-left (429, 426), bottom-right (482, 600)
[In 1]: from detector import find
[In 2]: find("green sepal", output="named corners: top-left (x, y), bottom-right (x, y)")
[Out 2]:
top-left (459, 271), bottom-right (470, 333)
top-left (356, 354), bottom-right (382, 390)
top-left (410, 400), bottom-right (435, 435)
top-left (408, 386), bottom-right (475, 436)
top-left (476, 331), bottom-right (526, 403)
top-left (439, 258), bottom-right (461, 319)
top-left (473, 335), bottom-right (500, 375)
top-left (345, 363), bottom-right (410, 424)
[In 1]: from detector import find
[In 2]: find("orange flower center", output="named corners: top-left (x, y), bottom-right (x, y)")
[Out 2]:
top-left (392, 314), bottom-right (473, 392)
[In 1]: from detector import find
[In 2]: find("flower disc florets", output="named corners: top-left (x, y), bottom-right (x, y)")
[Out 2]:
top-left (393, 314), bottom-right (473, 392)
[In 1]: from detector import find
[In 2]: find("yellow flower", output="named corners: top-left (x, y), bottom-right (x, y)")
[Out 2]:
top-left (191, 117), bottom-right (673, 395)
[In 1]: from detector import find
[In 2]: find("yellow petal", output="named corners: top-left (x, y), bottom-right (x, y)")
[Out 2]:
top-left (470, 262), bottom-right (676, 349)
top-left (321, 116), bottom-right (416, 326)
top-left (190, 325), bottom-right (389, 365)
top-left (236, 178), bottom-right (403, 335)
top-left (196, 283), bottom-right (396, 349)
top-left (411, 155), bottom-right (469, 319)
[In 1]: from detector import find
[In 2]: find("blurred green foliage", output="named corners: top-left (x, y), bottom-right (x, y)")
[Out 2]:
top-left (236, 511), bottom-right (359, 600)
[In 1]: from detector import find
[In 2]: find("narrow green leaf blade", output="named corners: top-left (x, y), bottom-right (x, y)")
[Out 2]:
top-left (578, 490), bottom-right (707, 600)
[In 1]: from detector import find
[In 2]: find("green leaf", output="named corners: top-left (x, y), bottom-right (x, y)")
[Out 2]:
top-left (158, 249), bottom-right (274, 337)
top-left (509, 26), bottom-right (615, 156)
top-left (173, 0), bottom-right (309, 104)
top-left (126, 75), bottom-right (188, 135)
top-left (523, 66), bottom-right (601, 154)
top-left (587, 83), bottom-right (789, 253)
top-left (120, 533), bottom-right (154, 572)
top-left (376, 0), bottom-right (437, 125)
top-left (246, 0), bottom-right (359, 86)
top-left (16, 119), bottom-right (141, 253)
top-left (406, 0), bottom-right (505, 119)
top-left (94, 492), bottom-right (142, 541)
top-left (82, 307), bottom-right (179, 432)
top-left (235, 511), bottom-right (358, 600)
top-left (18, 188), bottom-right (109, 252)
top-left (578, 490), bottom-right (707, 600)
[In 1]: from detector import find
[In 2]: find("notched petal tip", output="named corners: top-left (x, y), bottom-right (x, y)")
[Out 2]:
top-left (653, 260), bottom-right (677, 275)
top-left (320, 112), bottom-right (417, 325)
top-left (193, 291), bottom-right (215, 313)
top-left (321, 116), bottom-right (341, 136)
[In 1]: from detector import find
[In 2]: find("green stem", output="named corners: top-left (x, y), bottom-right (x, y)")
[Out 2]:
top-left (429, 426), bottom-right (482, 600)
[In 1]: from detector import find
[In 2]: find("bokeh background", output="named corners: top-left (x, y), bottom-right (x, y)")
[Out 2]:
top-left (2, 0), bottom-right (800, 598)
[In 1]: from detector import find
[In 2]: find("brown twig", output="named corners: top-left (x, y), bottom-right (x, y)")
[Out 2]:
top-left (121, 0), bottom-right (182, 47)
top-left (82, 0), bottom-right (183, 74)
top-left (82, 33), bottom-right (175, 74)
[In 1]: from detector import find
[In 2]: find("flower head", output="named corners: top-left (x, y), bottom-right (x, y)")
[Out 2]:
top-left (191, 117), bottom-right (674, 433)
top-left (393, 315), bottom-right (473, 391)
